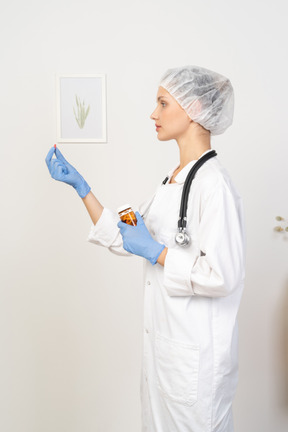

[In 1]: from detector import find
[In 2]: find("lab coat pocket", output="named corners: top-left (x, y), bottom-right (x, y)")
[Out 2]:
top-left (155, 332), bottom-right (199, 406)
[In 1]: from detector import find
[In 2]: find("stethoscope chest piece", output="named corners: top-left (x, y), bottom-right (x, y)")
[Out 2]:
top-left (175, 229), bottom-right (190, 246)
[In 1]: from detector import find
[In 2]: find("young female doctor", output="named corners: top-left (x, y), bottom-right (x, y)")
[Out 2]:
top-left (45, 65), bottom-right (245, 432)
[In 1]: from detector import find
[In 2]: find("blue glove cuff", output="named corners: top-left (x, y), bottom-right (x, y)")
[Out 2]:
top-left (75, 178), bottom-right (91, 198)
top-left (149, 242), bottom-right (166, 265)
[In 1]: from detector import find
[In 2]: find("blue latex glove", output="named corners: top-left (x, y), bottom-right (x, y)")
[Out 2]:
top-left (45, 146), bottom-right (91, 198)
top-left (117, 212), bottom-right (165, 265)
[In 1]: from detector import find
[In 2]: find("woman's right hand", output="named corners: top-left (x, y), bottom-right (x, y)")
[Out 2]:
top-left (45, 146), bottom-right (91, 198)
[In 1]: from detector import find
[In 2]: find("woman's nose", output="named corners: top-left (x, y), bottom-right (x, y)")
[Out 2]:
top-left (150, 108), bottom-right (158, 120)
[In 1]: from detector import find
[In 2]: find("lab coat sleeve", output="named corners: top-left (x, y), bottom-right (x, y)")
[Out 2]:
top-left (86, 194), bottom-right (155, 256)
top-left (87, 207), bottom-right (131, 256)
top-left (163, 181), bottom-right (245, 297)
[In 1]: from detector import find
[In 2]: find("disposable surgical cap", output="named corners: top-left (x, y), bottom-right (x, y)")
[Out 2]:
top-left (159, 65), bottom-right (234, 135)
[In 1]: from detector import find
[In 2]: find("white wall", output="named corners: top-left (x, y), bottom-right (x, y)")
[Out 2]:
top-left (1, 0), bottom-right (288, 431)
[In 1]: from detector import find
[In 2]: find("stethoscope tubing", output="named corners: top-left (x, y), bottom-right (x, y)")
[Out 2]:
top-left (162, 150), bottom-right (217, 246)
top-left (178, 150), bottom-right (217, 229)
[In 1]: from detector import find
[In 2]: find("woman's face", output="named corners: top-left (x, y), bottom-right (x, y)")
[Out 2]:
top-left (150, 86), bottom-right (192, 141)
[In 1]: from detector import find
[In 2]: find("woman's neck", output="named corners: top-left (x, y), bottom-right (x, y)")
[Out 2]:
top-left (176, 123), bottom-right (211, 170)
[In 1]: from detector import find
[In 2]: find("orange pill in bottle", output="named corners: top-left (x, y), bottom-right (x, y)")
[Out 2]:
top-left (117, 204), bottom-right (137, 226)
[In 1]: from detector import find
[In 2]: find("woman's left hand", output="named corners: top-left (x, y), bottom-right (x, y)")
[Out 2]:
top-left (117, 212), bottom-right (165, 265)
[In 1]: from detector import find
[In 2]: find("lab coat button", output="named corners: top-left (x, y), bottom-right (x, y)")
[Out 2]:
top-left (145, 328), bottom-right (149, 333)
top-left (147, 281), bottom-right (151, 285)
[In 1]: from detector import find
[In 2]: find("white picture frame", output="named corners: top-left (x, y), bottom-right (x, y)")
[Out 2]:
top-left (56, 74), bottom-right (107, 143)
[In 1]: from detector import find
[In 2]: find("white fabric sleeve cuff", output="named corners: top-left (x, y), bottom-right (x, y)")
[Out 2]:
top-left (163, 247), bottom-right (198, 296)
top-left (87, 207), bottom-right (121, 248)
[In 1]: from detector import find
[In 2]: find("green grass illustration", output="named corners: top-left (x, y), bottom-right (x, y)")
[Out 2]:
top-left (73, 95), bottom-right (90, 129)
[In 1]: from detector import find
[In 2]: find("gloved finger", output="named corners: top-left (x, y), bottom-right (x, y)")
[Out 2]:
top-left (50, 160), bottom-right (68, 178)
top-left (54, 163), bottom-right (69, 178)
top-left (117, 221), bottom-right (128, 235)
top-left (56, 161), bottom-right (68, 175)
top-left (135, 211), bottom-right (144, 225)
top-left (117, 221), bottom-right (126, 229)
top-left (55, 147), bottom-right (72, 167)
top-left (48, 158), bottom-right (61, 175)
top-left (117, 220), bottom-right (136, 230)
top-left (50, 159), bottom-right (64, 171)
top-left (45, 146), bottom-right (56, 169)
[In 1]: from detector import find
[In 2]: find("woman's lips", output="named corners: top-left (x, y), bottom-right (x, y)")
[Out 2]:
top-left (156, 125), bottom-right (161, 130)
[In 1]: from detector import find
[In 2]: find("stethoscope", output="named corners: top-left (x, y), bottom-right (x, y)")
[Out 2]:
top-left (162, 150), bottom-right (217, 246)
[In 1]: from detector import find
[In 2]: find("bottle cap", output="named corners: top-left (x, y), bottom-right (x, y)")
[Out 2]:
top-left (117, 204), bottom-right (132, 214)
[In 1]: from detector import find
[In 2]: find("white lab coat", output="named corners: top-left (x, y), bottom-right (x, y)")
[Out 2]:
top-left (87, 153), bottom-right (245, 432)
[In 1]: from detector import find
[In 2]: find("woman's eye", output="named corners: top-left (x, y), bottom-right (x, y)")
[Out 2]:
top-left (161, 102), bottom-right (166, 107)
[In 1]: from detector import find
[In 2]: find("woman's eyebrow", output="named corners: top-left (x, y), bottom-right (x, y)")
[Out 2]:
top-left (156, 96), bottom-right (168, 102)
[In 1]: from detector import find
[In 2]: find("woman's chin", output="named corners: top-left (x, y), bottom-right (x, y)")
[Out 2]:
top-left (157, 133), bottom-right (172, 142)
top-left (157, 131), bottom-right (166, 141)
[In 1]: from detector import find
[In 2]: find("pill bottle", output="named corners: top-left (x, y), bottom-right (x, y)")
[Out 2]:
top-left (117, 204), bottom-right (137, 226)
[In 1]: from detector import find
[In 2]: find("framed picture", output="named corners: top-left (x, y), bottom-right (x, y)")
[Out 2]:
top-left (56, 74), bottom-right (107, 143)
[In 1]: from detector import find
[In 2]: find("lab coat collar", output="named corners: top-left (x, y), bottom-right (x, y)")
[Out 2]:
top-left (167, 149), bottom-right (215, 185)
